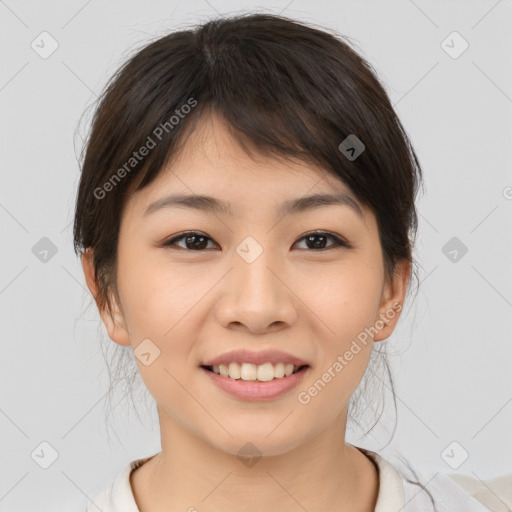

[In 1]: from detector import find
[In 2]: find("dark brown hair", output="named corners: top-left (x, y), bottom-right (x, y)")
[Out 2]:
top-left (73, 12), bottom-right (435, 509)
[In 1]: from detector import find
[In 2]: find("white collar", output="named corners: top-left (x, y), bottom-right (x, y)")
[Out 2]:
top-left (87, 447), bottom-right (495, 512)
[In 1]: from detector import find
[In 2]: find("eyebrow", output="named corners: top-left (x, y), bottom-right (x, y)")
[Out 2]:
top-left (143, 192), bottom-right (364, 219)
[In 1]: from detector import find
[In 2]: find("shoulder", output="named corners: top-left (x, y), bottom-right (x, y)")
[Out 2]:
top-left (358, 447), bottom-right (509, 512)
top-left (86, 454), bottom-right (157, 512)
top-left (445, 471), bottom-right (512, 512)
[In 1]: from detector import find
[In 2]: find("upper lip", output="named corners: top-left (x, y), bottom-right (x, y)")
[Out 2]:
top-left (201, 349), bottom-right (310, 368)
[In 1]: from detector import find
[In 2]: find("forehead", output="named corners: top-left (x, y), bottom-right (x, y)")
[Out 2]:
top-left (157, 112), bottom-right (329, 185)
top-left (147, 113), bottom-right (339, 187)
top-left (124, 111), bottom-right (371, 228)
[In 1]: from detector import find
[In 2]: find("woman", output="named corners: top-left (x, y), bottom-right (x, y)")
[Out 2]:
top-left (75, 13), bottom-right (505, 511)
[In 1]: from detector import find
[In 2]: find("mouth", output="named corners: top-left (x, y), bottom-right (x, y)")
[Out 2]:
top-left (200, 362), bottom-right (311, 401)
top-left (200, 363), bottom-right (310, 382)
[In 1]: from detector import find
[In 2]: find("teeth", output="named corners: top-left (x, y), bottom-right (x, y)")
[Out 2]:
top-left (228, 362), bottom-right (241, 380)
top-left (211, 362), bottom-right (302, 381)
top-left (257, 362), bottom-right (275, 382)
top-left (274, 362), bottom-right (285, 379)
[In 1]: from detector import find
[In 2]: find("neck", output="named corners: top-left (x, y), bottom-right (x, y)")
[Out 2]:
top-left (131, 411), bottom-right (379, 512)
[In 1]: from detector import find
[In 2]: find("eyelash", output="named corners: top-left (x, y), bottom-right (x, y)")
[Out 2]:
top-left (162, 230), bottom-right (352, 251)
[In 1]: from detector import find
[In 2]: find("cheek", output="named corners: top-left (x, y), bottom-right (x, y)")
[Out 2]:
top-left (116, 247), bottom-right (212, 380)
top-left (116, 245), bottom-right (200, 341)
top-left (301, 259), bottom-right (383, 344)
top-left (116, 251), bottom-right (203, 411)
top-left (298, 260), bottom-right (382, 403)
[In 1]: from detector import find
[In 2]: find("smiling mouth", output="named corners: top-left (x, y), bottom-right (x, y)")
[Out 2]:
top-left (200, 363), bottom-right (309, 382)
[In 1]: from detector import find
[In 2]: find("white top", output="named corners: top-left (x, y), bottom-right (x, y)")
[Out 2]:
top-left (86, 447), bottom-right (510, 511)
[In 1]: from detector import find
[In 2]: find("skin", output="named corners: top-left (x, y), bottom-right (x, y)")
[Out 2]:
top-left (82, 111), bottom-right (410, 512)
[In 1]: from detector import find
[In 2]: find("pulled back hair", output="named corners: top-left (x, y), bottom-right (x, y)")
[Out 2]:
top-left (73, 12), bottom-right (435, 510)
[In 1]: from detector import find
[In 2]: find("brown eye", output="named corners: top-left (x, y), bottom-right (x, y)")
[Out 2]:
top-left (162, 230), bottom-right (351, 252)
top-left (163, 232), bottom-right (217, 251)
top-left (293, 231), bottom-right (350, 250)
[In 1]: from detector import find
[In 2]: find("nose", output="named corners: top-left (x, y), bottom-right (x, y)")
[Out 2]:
top-left (214, 246), bottom-right (298, 334)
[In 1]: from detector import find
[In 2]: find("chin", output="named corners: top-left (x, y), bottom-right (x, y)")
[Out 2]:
top-left (204, 427), bottom-right (307, 459)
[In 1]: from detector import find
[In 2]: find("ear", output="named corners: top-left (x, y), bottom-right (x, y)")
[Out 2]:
top-left (373, 259), bottom-right (411, 342)
top-left (81, 248), bottom-right (131, 347)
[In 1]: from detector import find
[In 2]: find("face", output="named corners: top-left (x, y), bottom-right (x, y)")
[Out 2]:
top-left (83, 112), bottom-right (409, 457)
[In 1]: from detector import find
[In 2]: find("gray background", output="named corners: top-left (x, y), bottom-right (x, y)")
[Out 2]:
top-left (1, 0), bottom-right (511, 510)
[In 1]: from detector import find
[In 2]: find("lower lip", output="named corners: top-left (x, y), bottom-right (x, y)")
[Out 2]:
top-left (201, 366), bottom-right (310, 401)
